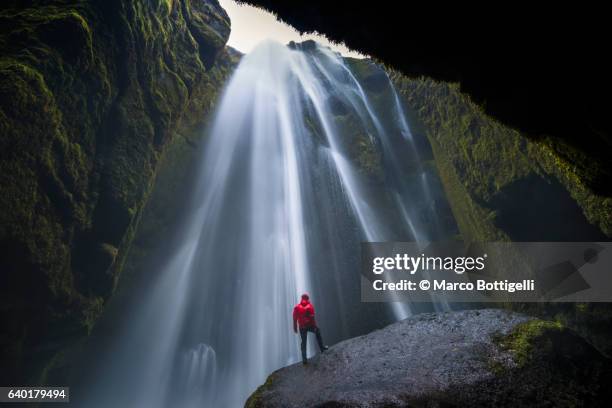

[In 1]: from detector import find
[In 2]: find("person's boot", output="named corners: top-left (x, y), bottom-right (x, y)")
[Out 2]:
top-left (315, 328), bottom-right (328, 352)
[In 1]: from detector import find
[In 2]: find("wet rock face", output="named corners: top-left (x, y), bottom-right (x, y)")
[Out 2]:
top-left (391, 76), bottom-right (611, 241)
top-left (246, 309), bottom-right (612, 407)
top-left (389, 75), bottom-right (612, 357)
top-left (0, 0), bottom-right (233, 383)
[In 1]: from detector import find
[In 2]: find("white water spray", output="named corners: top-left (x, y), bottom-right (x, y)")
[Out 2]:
top-left (81, 40), bottom-right (450, 407)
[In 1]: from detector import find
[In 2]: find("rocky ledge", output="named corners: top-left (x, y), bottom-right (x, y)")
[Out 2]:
top-left (246, 309), bottom-right (611, 407)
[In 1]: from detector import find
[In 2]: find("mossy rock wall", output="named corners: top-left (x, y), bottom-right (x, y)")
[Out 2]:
top-left (390, 73), bottom-right (612, 354)
top-left (116, 47), bottom-right (241, 300)
top-left (391, 75), bottom-right (611, 242)
top-left (0, 0), bottom-right (233, 384)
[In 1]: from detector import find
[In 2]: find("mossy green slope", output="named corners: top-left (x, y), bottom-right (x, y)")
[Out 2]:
top-left (0, 0), bottom-right (232, 384)
top-left (117, 47), bottom-right (241, 298)
top-left (390, 74), bottom-right (611, 241)
top-left (387, 72), bottom-right (612, 355)
top-left (494, 319), bottom-right (564, 367)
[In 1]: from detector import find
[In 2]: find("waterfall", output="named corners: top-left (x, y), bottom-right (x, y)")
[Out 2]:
top-left (80, 40), bottom-right (450, 408)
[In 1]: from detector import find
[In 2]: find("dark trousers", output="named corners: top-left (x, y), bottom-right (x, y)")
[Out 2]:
top-left (299, 325), bottom-right (325, 362)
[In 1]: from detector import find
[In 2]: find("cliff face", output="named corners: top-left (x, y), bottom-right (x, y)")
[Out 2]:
top-left (247, 310), bottom-right (611, 407)
top-left (390, 73), bottom-right (612, 354)
top-left (0, 0), bottom-right (233, 383)
top-left (391, 75), bottom-right (610, 241)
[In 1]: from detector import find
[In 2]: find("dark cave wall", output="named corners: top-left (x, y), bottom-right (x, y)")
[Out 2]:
top-left (242, 0), bottom-right (611, 196)
top-left (391, 74), bottom-right (610, 241)
top-left (390, 72), bottom-right (612, 355)
top-left (0, 0), bottom-right (233, 384)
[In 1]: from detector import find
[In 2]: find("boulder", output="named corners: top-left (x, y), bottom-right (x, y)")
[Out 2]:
top-left (246, 309), bottom-right (611, 407)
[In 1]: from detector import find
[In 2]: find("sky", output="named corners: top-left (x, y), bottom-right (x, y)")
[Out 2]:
top-left (218, 0), bottom-right (365, 58)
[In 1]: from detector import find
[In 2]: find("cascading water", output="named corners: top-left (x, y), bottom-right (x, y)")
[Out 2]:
top-left (79, 40), bottom-right (453, 407)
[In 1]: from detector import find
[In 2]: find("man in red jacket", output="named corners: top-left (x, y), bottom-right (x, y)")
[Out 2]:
top-left (293, 293), bottom-right (328, 364)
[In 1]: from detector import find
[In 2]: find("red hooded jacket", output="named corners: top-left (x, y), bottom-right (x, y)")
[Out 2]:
top-left (293, 296), bottom-right (316, 330)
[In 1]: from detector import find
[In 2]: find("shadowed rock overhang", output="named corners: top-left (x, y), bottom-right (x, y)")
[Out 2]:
top-left (241, 0), bottom-right (611, 194)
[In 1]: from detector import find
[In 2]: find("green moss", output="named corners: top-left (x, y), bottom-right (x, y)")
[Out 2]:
top-left (496, 319), bottom-right (563, 367)
top-left (390, 73), bottom-right (610, 239)
top-left (81, 296), bottom-right (105, 334)
top-left (345, 131), bottom-right (383, 181)
top-left (575, 303), bottom-right (588, 313)
top-left (36, 348), bottom-right (68, 386)
top-left (118, 48), bottom-right (238, 294)
top-left (427, 135), bottom-right (507, 242)
top-left (530, 138), bottom-right (612, 235)
top-left (157, 0), bottom-right (174, 14)
top-left (245, 372), bottom-right (278, 408)
top-left (388, 71), bottom-right (612, 360)
top-left (1, 0), bottom-right (234, 384)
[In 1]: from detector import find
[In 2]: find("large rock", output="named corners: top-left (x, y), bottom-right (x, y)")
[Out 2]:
top-left (246, 309), bottom-right (611, 407)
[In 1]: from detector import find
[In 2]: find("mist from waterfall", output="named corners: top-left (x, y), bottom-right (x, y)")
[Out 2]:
top-left (79, 40), bottom-right (451, 408)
